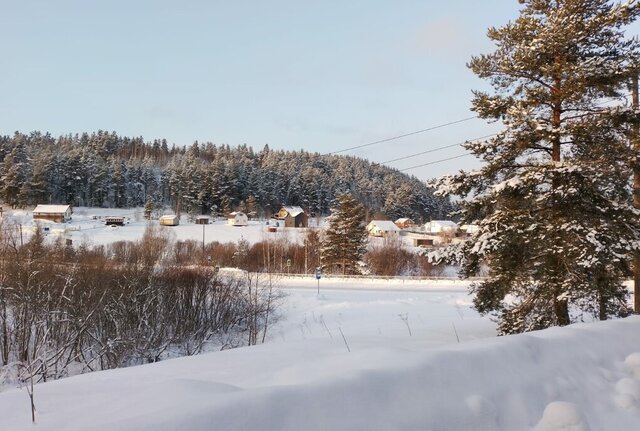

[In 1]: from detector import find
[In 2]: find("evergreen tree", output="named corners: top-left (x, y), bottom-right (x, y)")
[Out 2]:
top-left (320, 193), bottom-right (368, 275)
top-left (437, 0), bottom-right (640, 334)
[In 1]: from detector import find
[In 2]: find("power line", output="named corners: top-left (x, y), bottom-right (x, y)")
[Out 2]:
top-left (395, 95), bottom-right (633, 172)
top-left (399, 153), bottom-right (473, 172)
top-left (324, 115), bottom-right (478, 155)
top-left (381, 133), bottom-right (498, 165)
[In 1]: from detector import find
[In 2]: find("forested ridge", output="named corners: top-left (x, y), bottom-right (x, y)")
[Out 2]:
top-left (0, 131), bottom-right (453, 221)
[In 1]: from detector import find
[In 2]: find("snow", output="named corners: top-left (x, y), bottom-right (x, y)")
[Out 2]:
top-left (1, 275), bottom-right (640, 430)
top-left (3, 207), bottom-right (640, 429)
top-left (3, 207), bottom-right (309, 246)
top-left (32, 204), bottom-right (70, 214)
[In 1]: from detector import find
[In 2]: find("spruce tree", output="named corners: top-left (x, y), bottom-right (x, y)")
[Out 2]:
top-left (437, 0), bottom-right (640, 334)
top-left (320, 193), bottom-right (368, 275)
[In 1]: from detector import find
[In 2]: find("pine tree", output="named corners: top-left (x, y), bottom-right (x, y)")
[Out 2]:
top-left (320, 193), bottom-right (368, 275)
top-left (437, 0), bottom-right (640, 334)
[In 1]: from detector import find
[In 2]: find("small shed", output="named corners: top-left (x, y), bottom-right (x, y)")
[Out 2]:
top-left (195, 215), bottom-right (211, 225)
top-left (274, 206), bottom-right (308, 228)
top-left (105, 216), bottom-right (125, 226)
top-left (394, 218), bottom-right (416, 229)
top-left (413, 238), bottom-right (435, 248)
top-left (366, 220), bottom-right (401, 237)
top-left (33, 204), bottom-right (72, 223)
top-left (159, 215), bottom-right (180, 226)
top-left (227, 211), bottom-right (248, 226)
top-left (424, 220), bottom-right (459, 234)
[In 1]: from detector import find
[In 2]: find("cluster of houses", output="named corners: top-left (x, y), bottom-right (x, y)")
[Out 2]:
top-left (29, 205), bottom-right (471, 249)
top-left (366, 218), bottom-right (476, 248)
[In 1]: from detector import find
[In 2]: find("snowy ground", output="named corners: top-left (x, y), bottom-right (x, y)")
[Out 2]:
top-left (3, 208), bottom-right (640, 429)
top-left (4, 207), bottom-right (310, 247)
top-left (2, 277), bottom-right (640, 430)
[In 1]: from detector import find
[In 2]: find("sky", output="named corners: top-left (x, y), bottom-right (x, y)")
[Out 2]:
top-left (1, 1), bottom-right (637, 181)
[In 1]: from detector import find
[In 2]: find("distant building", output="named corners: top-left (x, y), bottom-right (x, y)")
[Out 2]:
top-left (195, 215), bottom-right (211, 225)
top-left (105, 216), bottom-right (125, 226)
top-left (394, 218), bottom-right (416, 229)
top-left (424, 220), bottom-right (459, 234)
top-left (33, 204), bottom-right (72, 223)
top-left (159, 215), bottom-right (180, 226)
top-left (366, 220), bottom-right (401, 237)
top-left (274, 206), bottom-right (308, 228)
top-left (227, 211), bottom-right (248, 226)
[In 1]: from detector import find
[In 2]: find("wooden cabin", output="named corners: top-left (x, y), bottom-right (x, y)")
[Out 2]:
top-left (273, 206), bottom-right (308, 228)
top-left (33, 204), bottom-right (72, 223)
top-left (105, 216), bottom-right (125, 226)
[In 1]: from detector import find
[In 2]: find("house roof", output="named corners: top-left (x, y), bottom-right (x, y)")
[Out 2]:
top-left (228, 211), bottom-right (246, 218)
top-left (395, 218), bottom-right (414, 224)
top-left (159, 214), bottom-right (178, 220)
top-left (281, 206), bottom-right (304, 217)
top-left (368, 220), bottom-right (400, 231)
top-left (33, 204), bottom-right (71, 214)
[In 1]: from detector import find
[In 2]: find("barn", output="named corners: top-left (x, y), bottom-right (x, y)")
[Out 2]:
top-left (195, 216), bottom-right (211, 225)
top-left (33, 205), bottom-right (72, 223)
top-left (227, 211), bottom-right (248, 227)
top-left (159, 215), bottom-right (180, 226)
top-left (274, 206), bottom-right (308, 228)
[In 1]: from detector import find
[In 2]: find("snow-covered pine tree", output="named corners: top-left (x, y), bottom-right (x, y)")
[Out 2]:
top-left (320, 193), bottom-right (368, 275)
top-left (436, 0), bottom-right (640, 334)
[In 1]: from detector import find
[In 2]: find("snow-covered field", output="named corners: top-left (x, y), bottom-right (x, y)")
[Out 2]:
top-left (5, 207), bottom-right (310, 247)
top-left (3, 208), bottom-right (640, 429)
top-left (1, 277), bottom-right (640, 430)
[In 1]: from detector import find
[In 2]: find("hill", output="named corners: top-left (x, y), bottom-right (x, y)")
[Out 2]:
top-left (0, 131), bottom-right (454, 221)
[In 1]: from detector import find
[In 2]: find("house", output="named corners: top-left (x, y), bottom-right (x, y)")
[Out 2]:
top-left (366, 220), bottom-right (401, 237)
top-left (159, 215), bottom-right (180, 226)
top-left (195, 215), bottom-right (210, 225)
top-left (424, 220), bottom-right (459, 234)
top-left (274, 206), bottom-right (308, 228)
top-left (394, 218), bottom-right (416, 229)
top-left (33, 204), bottom-right (72, 223)
top-left (227, 211), bottom-right (248, 227)
top-left (105, 216), bottom-right (125, 226)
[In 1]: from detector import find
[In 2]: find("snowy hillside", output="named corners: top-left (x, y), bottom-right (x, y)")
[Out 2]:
top-left (1, 278), bottom-right (640, 430)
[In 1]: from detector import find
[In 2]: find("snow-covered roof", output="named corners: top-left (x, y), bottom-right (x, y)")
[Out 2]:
top-left (228, 211), bottom-right (246, 218)
top-left (281, 206), bottom-right (304, 217)
top-left (426, 220), bottom-right (458, 228)
top-left (33, 204), bottom-right (71, 214)
top-left (159, 214), bottom-right (178, 220)
top-left (368, 220), bottom-right (400, 231)
top-left (395, 218), bottom-right (414, 224)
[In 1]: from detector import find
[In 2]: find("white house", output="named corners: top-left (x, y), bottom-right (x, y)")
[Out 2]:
top-left (424, 220), bottom-right (459, 234)
top-left (159, 215), bottom-right (180, 226)
top-left (33, 204), bottom-right (72, 223)
top-left (366, 220), bottom-right (401, 237)
top-left (227, 211), bottom-right (248, 227)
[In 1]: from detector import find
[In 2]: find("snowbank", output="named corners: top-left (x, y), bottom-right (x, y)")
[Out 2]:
top-left (2, 315), bottom-right (640, 430)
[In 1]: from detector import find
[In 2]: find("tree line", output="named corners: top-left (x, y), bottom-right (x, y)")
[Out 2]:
top-left (0, 131), bottom-right (454, 221)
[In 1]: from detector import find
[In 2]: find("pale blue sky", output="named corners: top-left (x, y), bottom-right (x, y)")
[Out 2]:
top-left (2, 1), bottom-right (636, 180)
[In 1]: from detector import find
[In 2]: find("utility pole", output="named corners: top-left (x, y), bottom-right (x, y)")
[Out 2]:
top-left (633, 73), bottom-right (640, 313)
